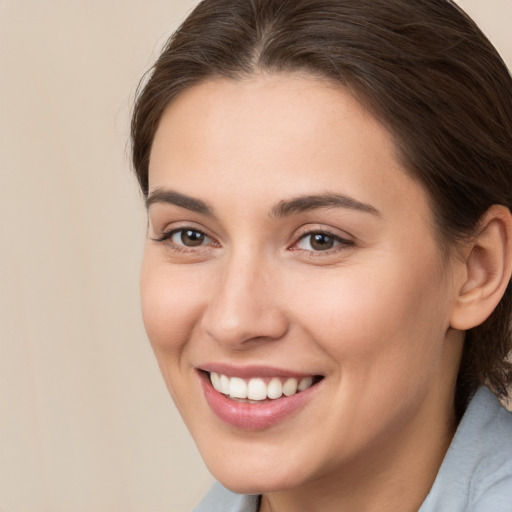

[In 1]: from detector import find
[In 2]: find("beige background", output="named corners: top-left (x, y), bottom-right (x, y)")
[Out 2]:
top-left (0, 1), bottom-right (511, 511)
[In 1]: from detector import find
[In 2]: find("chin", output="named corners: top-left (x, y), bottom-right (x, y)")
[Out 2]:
top-left (212, 469), bottom-right (297, 496)
top-left (200, 444), bottom-right (314, 495)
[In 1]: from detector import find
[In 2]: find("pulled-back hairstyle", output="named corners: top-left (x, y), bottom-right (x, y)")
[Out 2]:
top-left (131, 0), bottom-right (512, 416)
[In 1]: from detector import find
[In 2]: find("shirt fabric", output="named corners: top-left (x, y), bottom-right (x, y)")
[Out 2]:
top-left (192, 386), bottom-right (512, 511)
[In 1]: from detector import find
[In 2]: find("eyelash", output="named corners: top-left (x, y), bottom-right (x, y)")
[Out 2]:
top-left (292, 230), bottom-right (354, 255)
top-left (153, 227), bottom-right (354, 255)
top-left (152, 227), bottom-right (214, 252)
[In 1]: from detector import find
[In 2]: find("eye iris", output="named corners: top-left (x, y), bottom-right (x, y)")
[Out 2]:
top-left (181, 229), bottom-right (205, 246)
top-left (310, 233), bottom-right (334, 251)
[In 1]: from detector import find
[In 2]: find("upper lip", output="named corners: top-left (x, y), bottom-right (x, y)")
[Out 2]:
top-left (198, 363), bottom-right (321, 379)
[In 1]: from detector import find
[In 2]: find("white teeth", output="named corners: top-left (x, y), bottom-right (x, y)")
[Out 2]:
top-left (283, 377), bottom-right (298, 396)
top-left (219, 374), bottom-right (230, 394)
top-left (229, 377), bottom-right (247, 399)
top-left (298, 376), bottom-right (313, 391)
top-left (210, 372), bottom-right (221, 390)
top-left (247, 378), bottom-right (267, 400)
top-left (267, 377), bottom-right (283, 399)
top-left (209, 372), bottom-right (317, 401)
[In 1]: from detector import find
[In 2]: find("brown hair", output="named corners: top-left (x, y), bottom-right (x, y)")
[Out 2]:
top-left (131, 0), bottom-right (512, 415)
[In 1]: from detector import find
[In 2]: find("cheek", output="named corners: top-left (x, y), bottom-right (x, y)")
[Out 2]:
top-left (286, 259), bottom-right (452, 442)
top-left (292, 255), bottom-right (449, 379)
top-left (140, 254), bottom-right (204, 359)
top-left (140, 254), bottom-right (211, 417)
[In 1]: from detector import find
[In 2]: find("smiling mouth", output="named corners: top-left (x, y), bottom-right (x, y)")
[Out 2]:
top-left (207, 371), bottom-right (324, 402)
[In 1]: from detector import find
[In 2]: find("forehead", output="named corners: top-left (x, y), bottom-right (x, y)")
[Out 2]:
top-left (148, 75), bottom-right (431, 227)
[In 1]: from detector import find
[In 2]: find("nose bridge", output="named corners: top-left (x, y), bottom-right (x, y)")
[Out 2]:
top-left (201, 246), bottom-right (287, 347)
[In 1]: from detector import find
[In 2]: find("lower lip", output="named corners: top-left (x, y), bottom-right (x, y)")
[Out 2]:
top-left (200, 373), bottom-right (321, 430)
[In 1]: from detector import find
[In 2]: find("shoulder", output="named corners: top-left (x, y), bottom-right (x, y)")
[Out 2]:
top-left (421, 387), bottom-right (512, 512)
top-left (192, 482), bottom-right (260, 512)
top-left (469, 388), bottom-right (512, 511)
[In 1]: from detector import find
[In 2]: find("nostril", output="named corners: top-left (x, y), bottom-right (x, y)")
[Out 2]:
top-left (201, 308), bottom-right (289, 347)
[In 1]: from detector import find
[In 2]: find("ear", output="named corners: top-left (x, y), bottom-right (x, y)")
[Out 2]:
top-left (450, 205), bottom-right (512, 330)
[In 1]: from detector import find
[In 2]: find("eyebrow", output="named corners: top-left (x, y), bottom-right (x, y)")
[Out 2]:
top-left (146, 188), bottom-right (380, 218)
top-left (145, 188), bottom-right (213, 215)
top-left (270, 193), bottom-right (381, 218)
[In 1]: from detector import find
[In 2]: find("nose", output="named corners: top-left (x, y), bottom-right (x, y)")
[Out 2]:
top-left (200, 252), bottom-right (288, 348)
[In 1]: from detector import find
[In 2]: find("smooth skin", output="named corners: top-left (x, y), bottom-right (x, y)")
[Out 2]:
top-left (141, 75), bottom-right (512, 512)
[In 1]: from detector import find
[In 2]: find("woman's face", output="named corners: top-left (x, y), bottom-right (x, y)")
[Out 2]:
top-left (141, 76), bottom-right (464, 494)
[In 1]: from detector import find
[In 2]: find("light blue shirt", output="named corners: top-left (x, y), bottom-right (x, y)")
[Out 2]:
top-left (193, 387), bottom-right (512, 511)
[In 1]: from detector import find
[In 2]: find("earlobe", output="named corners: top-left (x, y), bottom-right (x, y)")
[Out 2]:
top-left (450, 205), bottom-right (512, 331)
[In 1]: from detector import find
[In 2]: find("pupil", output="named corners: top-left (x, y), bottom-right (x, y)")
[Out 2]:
top-left (182, 230), bottom-right (204, 246)
top-left (311, 233), bottom-right (334, 251)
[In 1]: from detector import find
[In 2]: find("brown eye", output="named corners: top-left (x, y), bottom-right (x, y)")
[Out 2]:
top-left (171, 229), bottom-right (209, 247)
top-left (296, 231), bottom-right (351, 252)
top-left (309, 233), bottom-right (335, 251)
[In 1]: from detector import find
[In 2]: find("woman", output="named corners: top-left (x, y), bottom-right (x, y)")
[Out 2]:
top-left (131, 0), bottom-right (512, 510)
